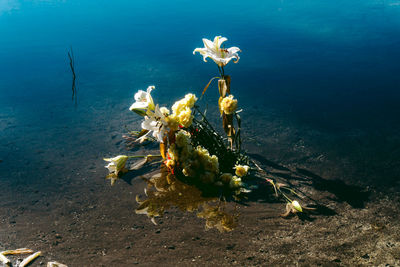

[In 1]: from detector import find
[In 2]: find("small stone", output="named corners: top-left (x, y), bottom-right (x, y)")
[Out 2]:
top-left (361, 253), bottom-right (370, 259)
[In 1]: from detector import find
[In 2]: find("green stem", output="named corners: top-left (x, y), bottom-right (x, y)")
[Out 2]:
top-left (127, 155), bottom-right (162, 159)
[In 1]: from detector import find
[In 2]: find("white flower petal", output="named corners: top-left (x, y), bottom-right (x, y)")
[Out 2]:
top-left (146, 85), bottom-right (155, 94)
top-left (134, 90), bottom-right (147, 102)
top-left (194, 36), bottom-right (241, 67)
top-left (129, 101), bottom-right (148, 111)
top-left (216, 36), bottom-right (227, 48)
top-left (203, 38), bottom-right (215, 50)
top-left (227, 46), bottom-right (241, 54)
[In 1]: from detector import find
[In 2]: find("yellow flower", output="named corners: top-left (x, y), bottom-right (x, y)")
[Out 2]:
top-left (220, 95), bottom-right (238, 115)
top-left (178, 107), bottom-right (193, 128)
top-left (184, 93), bottom-right (197, 108)
top-left (167, 144), bottom-right (179, 161)
top-left (172, 94), bottom-right (198, 114)
top-left (234, 165), bottom-right (249, 177)
top-left (175, 130), bottom-right (191, 148)
top-left (165, 114), bottom-right (180, 131)
top-left (170, 94), bottom-right (197, 128)
top-left (229, 176), bottom-right (242, 188)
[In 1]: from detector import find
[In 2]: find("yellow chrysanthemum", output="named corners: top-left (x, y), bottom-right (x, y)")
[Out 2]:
top-left (184, 93), bottom-right (197, 108)
top-left (171, 94), bottom-right (197, 128)
top-left (229, 176), bottom-right (242, 188)
top-left (165, 114), bottom-right (180, 131)
top-left (234, 164), bottom-right (249, 177)
top-left (178, 107), bottom-right (193, 128)
top-left (220, 95), bottom-right (238, 115)
top-left (175, 130), bottom-right (191, 147)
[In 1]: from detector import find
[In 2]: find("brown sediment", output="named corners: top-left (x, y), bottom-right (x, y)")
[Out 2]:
top-left (1, 105), bottom-right (399, 266)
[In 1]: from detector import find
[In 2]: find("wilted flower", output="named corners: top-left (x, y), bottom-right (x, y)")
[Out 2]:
top-left (104, 155), bottom-right (128, 174)
top-left (282, 200), bottom-right (303, 217)
top-left (234, 164), bottom-right (249, 177)
top-left (104, 155), bottom-right (129, 185)
top-left (129, 86), bottom-right (155, 116)
top-left (193, 36), bottom-right (241, 67)
top-left (291, 200), bottom-right (303, 213)
top-left (220, 95), bottom-right (238, 115)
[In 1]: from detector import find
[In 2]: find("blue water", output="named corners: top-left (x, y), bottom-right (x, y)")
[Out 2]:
top-left (1, 0), bottom-right (400, 189)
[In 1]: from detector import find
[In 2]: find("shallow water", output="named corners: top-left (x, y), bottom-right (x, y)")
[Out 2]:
top-left (1, 0), bottom-right (399, 186)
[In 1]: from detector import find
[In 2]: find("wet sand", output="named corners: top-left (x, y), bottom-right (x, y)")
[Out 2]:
top-left (1, 106), bottom-right (400, 266)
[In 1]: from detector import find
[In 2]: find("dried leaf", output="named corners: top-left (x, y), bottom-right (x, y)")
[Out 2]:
top-left (1, 248), bottom-right (34, 255)
top-left (19, 251), bottom-right (41, 267)
top-left (218, 79), bottom-right (227, 97)
top-left (201, 77), bottom-right (219, 98)
top-left (0, 253), bottom-right (10, 265)
top-left (137, 129), bottom-right (149, 139)
top-left (218, 97), bottom-right (223, 116)
top-left (131, 159), bottom-right (147, 170)
top-left (224, 75), bottom-right (231, 94)
top-left (47, 261), bottom-right (68, 267)
top-left (160, 142), bottom-right (166, 160)
top-left (131, 108), bottom-right (147, 117)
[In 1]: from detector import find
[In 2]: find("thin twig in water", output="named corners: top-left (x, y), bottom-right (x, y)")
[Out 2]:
top-left (68, 46), bottom-right (77, 106)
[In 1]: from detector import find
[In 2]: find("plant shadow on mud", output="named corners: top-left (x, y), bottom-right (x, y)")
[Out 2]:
top-left (117, 152), bottom-right (370, 228)
top-left (248, 153), bottom-right (370, 211)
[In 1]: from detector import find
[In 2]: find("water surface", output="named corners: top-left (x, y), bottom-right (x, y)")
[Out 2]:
top-left (1, 0), bottom-right (400, 190)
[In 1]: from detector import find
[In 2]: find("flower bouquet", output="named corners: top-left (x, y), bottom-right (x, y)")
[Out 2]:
top-left (104, 36), bottom-right (305, 231)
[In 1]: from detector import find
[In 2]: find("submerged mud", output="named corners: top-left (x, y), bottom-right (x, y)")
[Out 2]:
top-left (1, 105), bottom-right (399, 266)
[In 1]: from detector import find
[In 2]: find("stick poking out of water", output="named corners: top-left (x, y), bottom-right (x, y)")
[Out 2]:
top-left (68, 47), bottom-right (77, 105)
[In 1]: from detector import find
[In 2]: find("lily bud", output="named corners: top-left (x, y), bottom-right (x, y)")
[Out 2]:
top-left (292, 200), bottom-right (303, 213)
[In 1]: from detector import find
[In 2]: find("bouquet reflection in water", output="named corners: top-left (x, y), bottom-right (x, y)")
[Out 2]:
top-left (136, 165), bottom-right (238, 232)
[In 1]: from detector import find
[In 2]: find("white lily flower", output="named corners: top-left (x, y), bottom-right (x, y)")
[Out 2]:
top-left (104, 155), bottom-right (128, 175)
top-left (193, 36), bottom-right (241, 67)
top-left (129, 85), bottom-right (155, 116)
top-left (103, 155), bottom-right (129, 185)
top-left (139, 105), bottom-right (169, 143)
